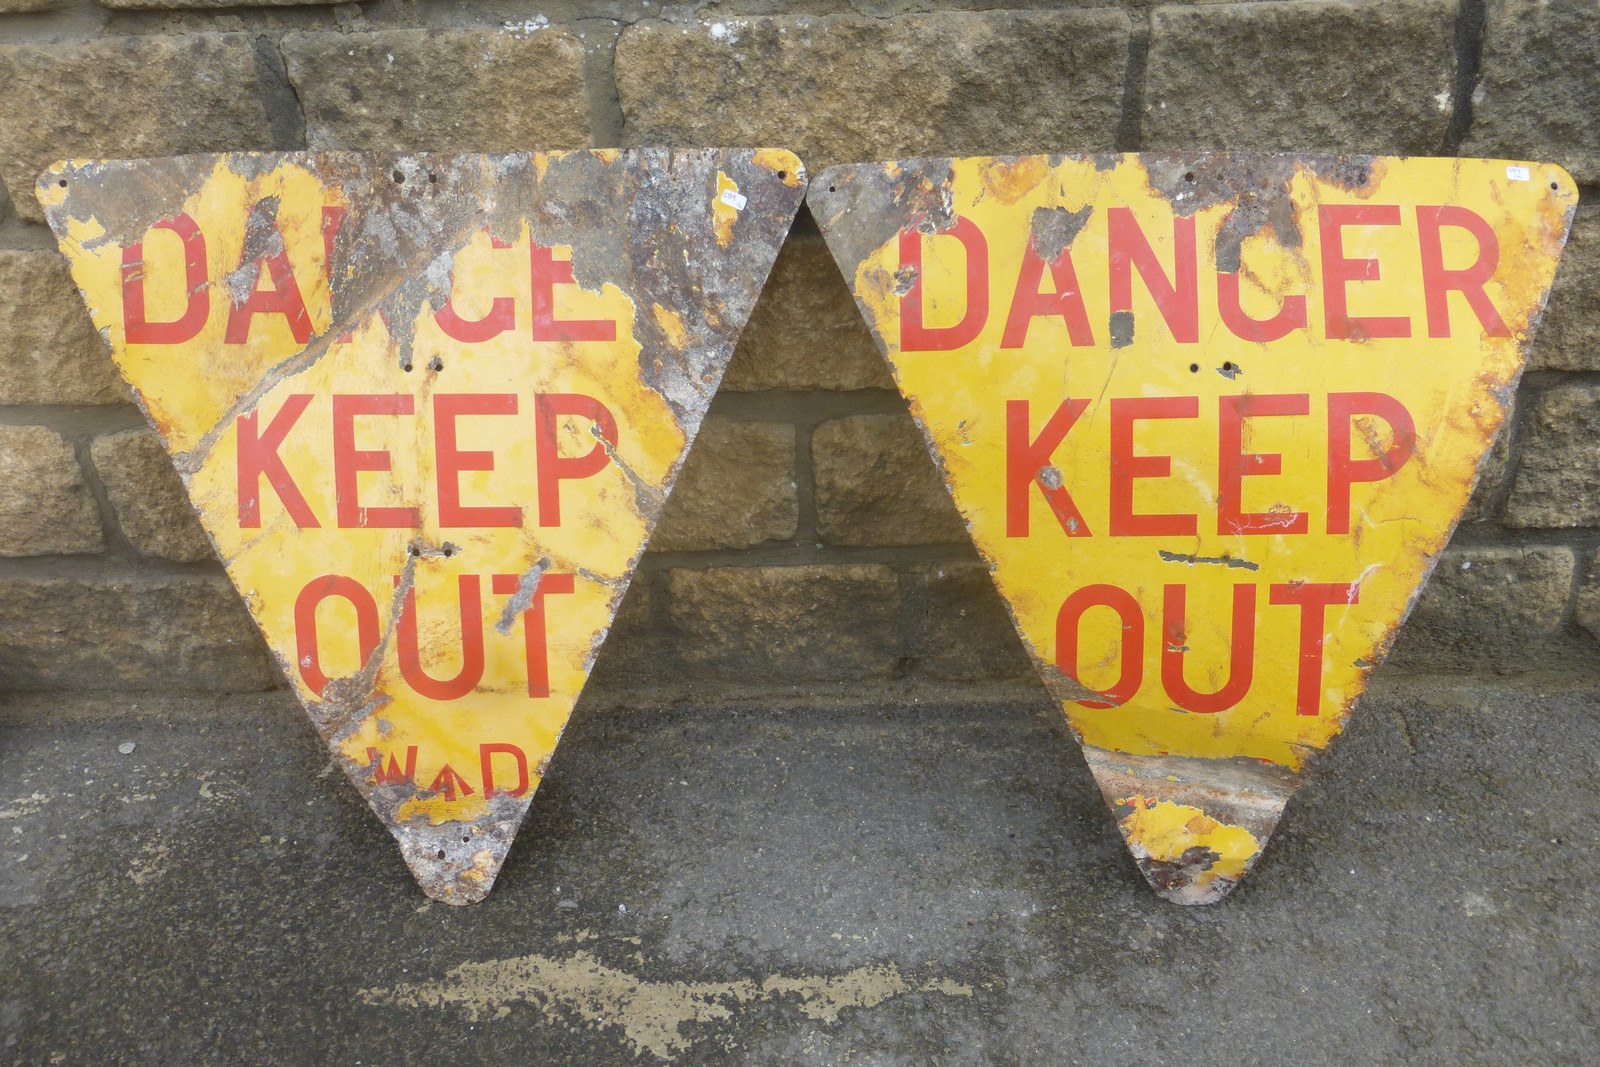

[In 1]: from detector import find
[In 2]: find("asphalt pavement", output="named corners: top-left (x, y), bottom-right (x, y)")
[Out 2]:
top-left (2, 674), bottom-right (1596, 1065)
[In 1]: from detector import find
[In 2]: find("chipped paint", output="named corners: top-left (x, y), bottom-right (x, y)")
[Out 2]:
top-left (41, 150), bottom-right (805, 904)
top-left (809, 153), bottom-right (1575, 903)
top-left (359, 950), bottom-right (973, 1060)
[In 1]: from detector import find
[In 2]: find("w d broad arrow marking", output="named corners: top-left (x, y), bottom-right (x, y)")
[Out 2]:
top-left (41, 149), bottom-right (805, 903)
top-left (808, 154), bottom-right (1575, 903)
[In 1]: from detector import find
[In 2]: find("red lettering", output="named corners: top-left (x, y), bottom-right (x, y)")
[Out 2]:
top-left (1218, 393), bottom-right (1309, 535)
top-left (428, 764), bottom-right (474, 800)
top-left (237, 394), bottom-right (319, 528)
top-left (1217, 271), bottom-right (1307, 342)
top-left (1108, 208), bottom-right (1199, 343)
top-left (899, 216), bottom-right (989, 352)
top-left (1161, 583), bottom-right (1256, 713)
top-left (294, 575), bottom-right (380, 696)
top-left (1056, 584), bottom-right (1144, 708)
top-left (122, 213), bottom-right (208, 345)
top-left (1417, 205), bottom-right (1509, 339)
top-left (367, 745), bottom-right (417, 786)
top-left (333, 394), bottom-right (419, 529)
top-left (437, 231), bottom-right (516, 342)
top-left (1269, 581), bottom-right (1358, 715)
top-left (225, 242), bottom-right (313, 345)
top-left (1319, 204), bottom-right (1410, 340)
top-left (1001, 236), bottom-right (1094, 348)
top-left (1326, 392), bottom-right (1415, 535)
top-left (492, 571), bottom-right (576, 698)
top-left (1005, 398), bottom-right (1092, 538)
top-left (1109, 396), bottom-right (1197, 537)
top-left (480, 743), bottom-right (530, 799)
top-left (435, 393), bottom-right (522, 528)
top-left (531, 243), bottom-right (615, 342)
top-left (535, 393), bottom-right (617, 528)
top-left (397, 574), bottom-right (486, 701)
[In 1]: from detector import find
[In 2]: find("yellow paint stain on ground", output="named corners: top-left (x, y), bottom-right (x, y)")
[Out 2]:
top-left (360, 952), bottom-right (974, 1060)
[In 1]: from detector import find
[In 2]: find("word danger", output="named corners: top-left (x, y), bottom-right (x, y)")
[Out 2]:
top-left (120, 210), bottom-right (614, 347)
top-left (899, 204), bottom-right (1510, 349)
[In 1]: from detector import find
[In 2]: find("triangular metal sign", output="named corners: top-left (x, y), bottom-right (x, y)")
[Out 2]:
top-left (809, 154), bottom-right (1574, 903)
top-left (42, 149), bottom-right (805, 903)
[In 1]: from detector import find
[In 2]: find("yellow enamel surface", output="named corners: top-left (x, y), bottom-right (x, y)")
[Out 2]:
top-left (1117, 796), bottom-right (1260, 894)
top-left (48, 159), bottom-right (686, 826)
top-left (849, 156), bottom-right (1574, 772)
top-left (713, 171), bottom-right (741, 250)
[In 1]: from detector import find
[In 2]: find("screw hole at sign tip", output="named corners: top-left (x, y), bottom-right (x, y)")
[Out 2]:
top-left (393, 170), bottom-right (405, 184)
top-left (436, 849), bottom-right (445, 860)
top-left (1189, 363), bottom-right (1199, 373)
top-left (1184, 171), bottom-right (1196, 183)
top-left (828, 185), bottom-right (836, 193)
top-left (462, 835), bottom-right (470, 843)
top-left (1552, 180), bottom-right (1561, 190)
top-left (57, 178), bottom-right (67, 188)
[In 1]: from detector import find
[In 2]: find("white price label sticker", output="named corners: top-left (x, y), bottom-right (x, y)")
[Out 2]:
top-left (720, 188), bottom-right (748, 210)
top-left (1506, 165), bottom-right (1531, 182)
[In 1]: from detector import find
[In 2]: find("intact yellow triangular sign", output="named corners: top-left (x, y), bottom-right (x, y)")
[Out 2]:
top-left (810, 154), bottom-right (1574, 903)
top-left (42, 149), bottom-right (805, 903)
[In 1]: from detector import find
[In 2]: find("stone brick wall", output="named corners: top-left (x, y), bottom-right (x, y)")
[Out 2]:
top-left (0, 0), bottom-right (1596, 697)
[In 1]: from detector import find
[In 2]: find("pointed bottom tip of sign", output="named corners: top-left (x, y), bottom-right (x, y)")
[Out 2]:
top-left (392, 824), bottom-right (516, 906)
top-left (1081, 745), bottom-right (1296, 906)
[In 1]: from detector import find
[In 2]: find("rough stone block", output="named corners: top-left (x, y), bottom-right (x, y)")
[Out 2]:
top-left (1575, 550), bottom-right (1600, 647)
top-left (281, 28), bottom-right (590, 151)
top-left (724, 232), bottom-right (894, 392)
top-left (1504, 383), bottom-right (1600, 528)
top-left (1144, 0), bottom-right (1456, 154)
top-left (1387, 545), bottom-right (1575, 673)
top-left (1461, 394), bottom-right (1515, 524)
top-left (0, 34), bottom-right (273, 223)
top-left (667, 564), bottom-right (901, 680)
top-left (91, 428), bottom-right (213, 562)
top-left (921, 562), bottom-right (1032, 682)
top-left (587, 576), bottom-right (664, 689)
top-left (1530, 195), bottom-right (1600, 371)
top-left (617, 11), bottom-right (1131, 170)
top-left (0, 425), bottom-right (103, 556)
top-left (0, 249), bottom-right (130, 405)
top-left (100, 0), bottom-right (322, 7)
top-left (813, 414), bottom-right (966, 546)
top-left (1466, 0), bottom-right (1600, 184)
top-left (651, 419), bottom-right (797, 552)
top-left (0, 574), bottom-right (276, 691)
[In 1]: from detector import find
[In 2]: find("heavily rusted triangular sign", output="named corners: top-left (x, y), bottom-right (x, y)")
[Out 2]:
top-left (42, 149), bottom-right (805, 903)
top-left (810, 155), bottom-right (1575, 903)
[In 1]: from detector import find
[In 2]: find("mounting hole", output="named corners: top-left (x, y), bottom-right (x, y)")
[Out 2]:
top-left (1222, 361), bottom-right (1235, 372)
top-left (462, 835), bottom-right (471, 843)
top-left (428, 172), bottom-right (438, 184)
top-left (1183, 171), bottom-right (1196, 183)
top-left (1551, 180), bottom-right (1561, 190)
top-left (436, 849), bottom-right (446, 860)
top-left (402, 363), bottom-right (413, 373)
top-left (408, 545), bottom-right (421, 557)
top-left (828, 185), bottom-right (836, 193)
top-left (393, 170), bottom-right (405, 184)
top-left (442, 546), bottom-right (454, 558)
top-left (57, 178), bottom-right (68, 188)
top-left (1189, 363), bottom-right (1199, 373)
top-left (777, 170), bottom-right (787, 180)
top-left (428, 356), bottom-right (444, 372)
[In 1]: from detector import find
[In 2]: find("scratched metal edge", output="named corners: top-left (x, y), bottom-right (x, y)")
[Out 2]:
top-left (38, 149), bottom-right (808, 905)
top-left (806, 153), bottom-right (1580, 905)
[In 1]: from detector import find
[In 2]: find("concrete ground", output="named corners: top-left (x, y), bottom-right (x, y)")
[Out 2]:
top-left (2, 674), bottom-right (1597, 1066)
